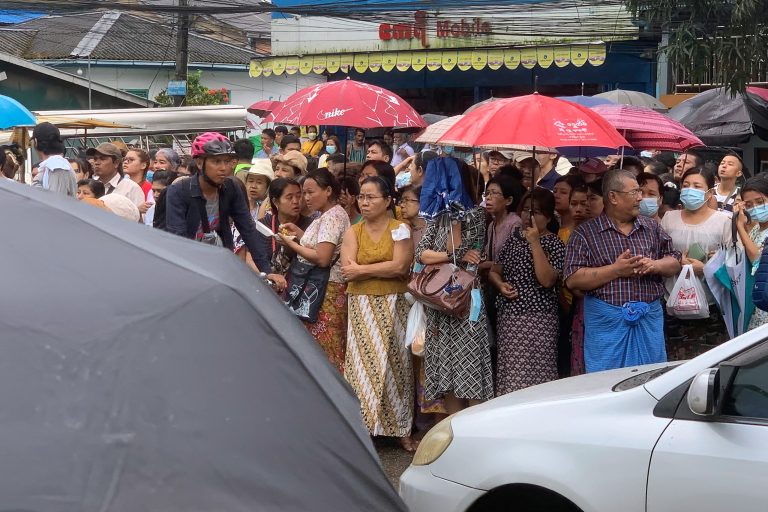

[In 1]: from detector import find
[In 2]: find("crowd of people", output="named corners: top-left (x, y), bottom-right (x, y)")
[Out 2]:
top-left (5, 120), bottom-right (768, 453)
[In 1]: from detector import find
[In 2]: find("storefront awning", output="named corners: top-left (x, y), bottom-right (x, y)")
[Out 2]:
top-left (249, 43), bottom-right (606, 77)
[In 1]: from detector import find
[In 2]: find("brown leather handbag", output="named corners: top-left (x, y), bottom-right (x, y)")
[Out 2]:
top-left (407, 263), bottom-right (475, 318)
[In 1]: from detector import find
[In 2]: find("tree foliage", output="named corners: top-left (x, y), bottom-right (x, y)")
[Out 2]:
top-left (625, 0), bottom-right (768, 94)
top-left (154, 70), bottom-right (230, 107)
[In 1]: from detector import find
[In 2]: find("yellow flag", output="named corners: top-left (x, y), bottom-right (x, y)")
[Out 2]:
top-left (272, 57), bottom-right (287, 75)
top-left (504, 48), bottom-right (520, 70)
top-left (299, 56), bottom-right (314, 75)
top-left (411, 51), bottom-right (427, 72)
top-left (261, 59), bottom-right (273, 77)
top-left (487, 49), bottom-right (504, 70)
top-left (588, 45), bottom-right (606, 67)
top-left (340, 54), bottom-right (354, 73)
top-left (326, 54), bottom-right (341, 74)
top-left (285, 56), bottom-right (300, 75)
top-left (520, 48), bottom-right (537, 69)
top-left (396, 53), bottom-right (412, 72)
top-left (382, 52), bottom-right (397, 72)
top-left (442, 50), bottom-right (458, 71)
top-left (369, 53), bottom-right (383, 73)
top-left (536, 47), bottom-right (554, 69)
top-left (426, 51), bottom-right (442, 72)
top-left (471, 50), bottom-right (488, 71)
top-left (354, 53), bottom-right (370, 74)
top-left (312, 55), bottom-right (327, 74)
top-left (457, 50), bottom-right (473, 71)
top-left (249, 60), bottom-right (263, 78)
top-left (571, 46), bottom-right (588, 67)
top-left (553, 47), bottom-right (571, 68)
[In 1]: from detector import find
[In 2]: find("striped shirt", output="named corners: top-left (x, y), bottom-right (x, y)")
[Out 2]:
top-left (564, 213), bottom-right (680, 306)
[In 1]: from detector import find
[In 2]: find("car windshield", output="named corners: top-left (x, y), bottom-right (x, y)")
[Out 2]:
top-left (612, 365), bottom-right (677, 391)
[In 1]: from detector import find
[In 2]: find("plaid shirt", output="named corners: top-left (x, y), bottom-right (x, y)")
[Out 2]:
top-left (564, 213), bottom-right (681, 306)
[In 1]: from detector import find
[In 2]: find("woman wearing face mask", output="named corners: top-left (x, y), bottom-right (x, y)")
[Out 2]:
top-left (301, 126), bottom-right (324, 157)
top-left (735, 177), bottom-right (768, 329)
top-left (637, 172), bottom-right (664, 221)
top-left (660, 167), bottom-right (731, 359)
top-left (318, 135), bottom-right (341, 169)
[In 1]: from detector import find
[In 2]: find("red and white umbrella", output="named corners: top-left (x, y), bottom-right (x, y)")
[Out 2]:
top-left (438, 94), bottom-right (630, 150)
top-left (591, 104), bottom-right (704, 151)
top-left (268, 78), bottom-right (426, 130)
top-left (247, 100), bottom-right (282, 117)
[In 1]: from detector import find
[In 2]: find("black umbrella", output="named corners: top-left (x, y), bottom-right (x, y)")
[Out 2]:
top-left (668, 87), bottom-right (768, 145)
top-left (0, 181), bottom-right (405, 511)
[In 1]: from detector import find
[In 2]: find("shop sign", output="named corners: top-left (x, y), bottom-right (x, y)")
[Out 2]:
top-left (378, 10), bottom-right (492, 48)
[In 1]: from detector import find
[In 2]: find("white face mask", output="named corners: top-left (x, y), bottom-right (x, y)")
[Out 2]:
top-left (308, 133), bottom-right (317, 140)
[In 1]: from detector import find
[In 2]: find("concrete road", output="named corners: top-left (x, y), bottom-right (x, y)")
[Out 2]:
top-left (375, 438), bottom-right (415, 488)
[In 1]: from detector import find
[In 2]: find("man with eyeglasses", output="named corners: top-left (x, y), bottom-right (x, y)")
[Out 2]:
top-left (564, 169), bottom-right (681, 373)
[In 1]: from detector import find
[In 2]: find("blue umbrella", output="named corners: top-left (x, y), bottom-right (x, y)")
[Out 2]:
top-left (556, 95), bottom-right (615, 108)
top-left (0, 95), bottom-right (36, 129)
top-left (419, 156), bottom-right (475, 220)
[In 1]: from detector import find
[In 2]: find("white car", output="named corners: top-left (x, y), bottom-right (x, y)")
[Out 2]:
top-left (400, 326), bottom-right (768, 512)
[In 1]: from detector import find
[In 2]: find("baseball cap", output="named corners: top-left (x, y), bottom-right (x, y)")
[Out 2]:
top-left (86, 143), bottom-right (123, 160)
top-left (245, 158), bottom-right (275, 181)
top-left (487, 150), bottom-right (514, 160)
top-left (31, 122), bottom-right (62, 143)
top-left (111, 140), bottom-right (129, 157)
top-left (578, 157), bottom-right (609, 174)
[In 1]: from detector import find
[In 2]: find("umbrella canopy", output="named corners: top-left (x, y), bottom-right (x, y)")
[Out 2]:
top-left (247, 99), bottom-right (282, 117)
top-left (419, 156), bottom-right (475, 219)
top-left (463, 96), bottom-right (502, 114)
top-left (421, 113), bottom-right (448, 125)
top-left (439, 94), bottom-right (630, 150)
top-left (0, 180), bottom-right (405, 511)
top-left (590, 104), bottom-right (704, 151)
top-left (594, 89), bottom-right (668, 111)
top-left (415, 115), bottom-right (463, 144)
top-left (0, 94), bottom-right (35, 129)
top-left (556, 95), bottom-right (615, 108)
top-left (269, 78), bottom-right (426, 130)
top-left (668, 87), bottom-right (768, 145)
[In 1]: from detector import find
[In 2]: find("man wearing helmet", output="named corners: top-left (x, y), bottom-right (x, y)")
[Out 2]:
top-left (165, 133), bottom-right (271, 274)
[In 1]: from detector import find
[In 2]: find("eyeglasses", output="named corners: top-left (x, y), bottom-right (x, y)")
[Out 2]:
top-left (613, 188), bottom-right (642, 197)
top-left (485, 190), bottom-right (504, 198)
top-left (357, 194), bottom-right (384, 202)
top-left (400, 198), bottom-right (419, 204)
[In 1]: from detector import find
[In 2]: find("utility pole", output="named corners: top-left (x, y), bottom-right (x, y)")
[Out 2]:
top-left (174, 0), bottom-right (190, 107)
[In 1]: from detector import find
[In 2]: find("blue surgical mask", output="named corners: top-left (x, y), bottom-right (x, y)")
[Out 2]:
top-left (326, 145), bottom-right (337, 155)
top-left (639, 197), bottom-right (659, 217)
top-left (442, 145), bottom-right (454, 155)
top-left (145, 170), bottom-right (154, 182)
top-left (749, 204), bottom-right (768, 223)
top-left (680, 187), bottom-right (707, 211)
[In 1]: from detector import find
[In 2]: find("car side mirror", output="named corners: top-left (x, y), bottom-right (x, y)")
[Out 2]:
top-left (687, 368), bottom-right (720, 416)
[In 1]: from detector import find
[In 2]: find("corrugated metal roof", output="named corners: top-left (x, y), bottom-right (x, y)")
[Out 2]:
top-left (3, 11), bottom-right (264, 64)
top-left (71, 11), bottom-right (121, 58)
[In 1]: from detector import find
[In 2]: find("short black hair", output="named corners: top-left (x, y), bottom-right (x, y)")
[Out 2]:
top-left (261, 128), bottom-right (276, 139)
top-left (151, 170), bottom-right (177, 187)
top-left (645, 160), bottom-right (669, 176)
top-left (367, 140), bottom-right (393, 162)
top-left (305, 168), bottom-right (341, 201)
top-left (327, 153), bottom-right (347, 165)
top-left (637, 172), bottom-right (664, 194)
top-left (233, 138), bottom-right (254, 160)
top-left (280, 135), bottom-right (301, 150)
top-left (77, 178), bottom-right (105, 198)
top-left (361, 159), bottom-right (396, 194)
top-left (274, 125), bottom-right (288, 135)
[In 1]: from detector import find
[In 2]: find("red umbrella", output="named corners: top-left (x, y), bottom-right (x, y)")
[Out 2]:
top-left (438, 94), bottom-right (630, 149)
top-left (591, 104), bottom-right (704, 151)
top-left (247, 100), bottom-right (282, 117)
top-left (268, 78), bottom-right (426, 130)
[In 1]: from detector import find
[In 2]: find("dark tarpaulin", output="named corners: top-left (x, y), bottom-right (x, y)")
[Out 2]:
top-left (668, 87), bottom-right (768, 146)
top-left (0, 180), bottom-right (406, 511)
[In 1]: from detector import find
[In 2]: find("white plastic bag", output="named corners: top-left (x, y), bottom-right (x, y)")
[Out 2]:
top-left (667, 264), bottom-right (710, 319)
top-left (405, 301), bottom-right (426, 357)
